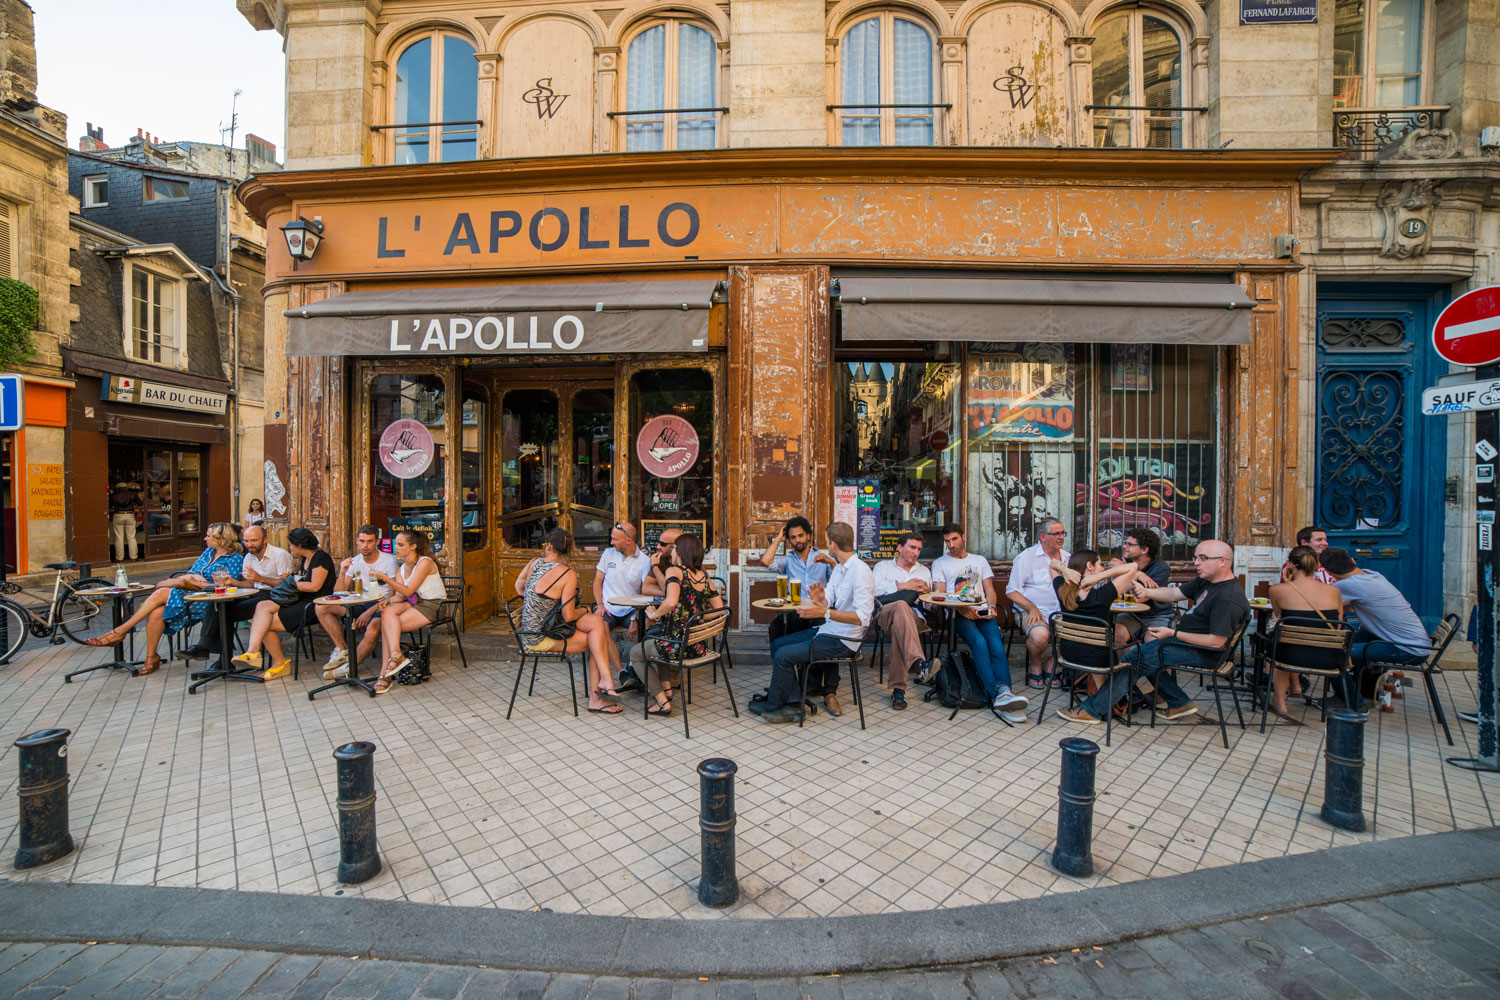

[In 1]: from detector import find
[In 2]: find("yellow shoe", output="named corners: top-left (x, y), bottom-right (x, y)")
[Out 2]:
top-left (259, 660), bottom-right (289, 681)
top-left (231, 651), bottom-right (262, 669)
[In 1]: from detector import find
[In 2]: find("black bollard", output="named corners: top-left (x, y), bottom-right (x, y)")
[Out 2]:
top-left (1320, 709), bottom-right (1367, 832)
top-left (334, 742), bottom-right (382, 884)
top-left (1051, 737), bottom-right (1100, 877)
top-left (697, 757), bottom-right (739, 907)
top-left (14, 729), bottom-right (75, 870)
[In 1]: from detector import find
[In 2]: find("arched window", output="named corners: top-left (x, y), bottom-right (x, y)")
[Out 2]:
top-left (1090, 12), bottom-right (1187, 149)
top-left (623, 20), bottom-right (719, 151)
top-left (837, 12), bottom-right (937, 146)
top-left (392, 32), bottom-right (479, 163)
top-left (1334, 0), bottom-right (1427, 108)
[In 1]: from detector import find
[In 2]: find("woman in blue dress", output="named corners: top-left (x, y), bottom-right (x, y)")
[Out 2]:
top-left (87, 522), bottom-right (244, 675)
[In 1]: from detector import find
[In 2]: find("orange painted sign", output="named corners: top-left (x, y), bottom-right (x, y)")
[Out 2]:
top-left (291, 180), bottom-right (1290, 277)
top-left (27, 463), bottom-right (64, 520)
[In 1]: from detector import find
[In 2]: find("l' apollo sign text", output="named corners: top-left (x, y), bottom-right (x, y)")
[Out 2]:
top-left (389, 314), bottom-right (587, 352)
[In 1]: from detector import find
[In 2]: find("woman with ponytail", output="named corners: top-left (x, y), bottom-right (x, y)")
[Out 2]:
top-left (1266, 545), bottom-right (1344, 716)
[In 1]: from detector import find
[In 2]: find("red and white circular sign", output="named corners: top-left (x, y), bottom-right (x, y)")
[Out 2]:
top-left (928, 430), bottom-right (950, 452)
top-left (1432, 285), bottom-right (1500, 367)
top-left (378, 419), bottom-right (435, 479)
top-left (636, 414), bottom-right (700, 478)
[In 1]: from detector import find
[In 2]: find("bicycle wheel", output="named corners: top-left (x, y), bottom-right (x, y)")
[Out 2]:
top-left (0, 599), bottom-right (27, 664)
top-left (57, 589), bottom-right (111, 644)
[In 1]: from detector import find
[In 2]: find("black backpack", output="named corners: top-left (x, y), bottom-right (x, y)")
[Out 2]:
top-left (923, 649), bottom-right (989, 710)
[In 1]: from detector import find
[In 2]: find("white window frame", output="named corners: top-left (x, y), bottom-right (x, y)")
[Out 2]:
top-left (834, 10), bottom-right (942, 147)
top-left (123, 260), bottom-right (187, 370)
top-left (620, 19), bottom-right (722, 152)
top-left (1089, 9), bottom-right (1193, 149)
top-left (1333, 0), bottom-right (1435, 109)
top-left (82, 175), bottom-right (109, 209)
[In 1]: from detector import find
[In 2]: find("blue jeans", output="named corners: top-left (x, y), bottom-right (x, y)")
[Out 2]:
top-left (767, 631), bottom-right (852, 709)
top-left (1344, 629), bottom-right (1425, 705)
top-left (953, 614), bottom-right (1013, 699)
top-left (1079, 638), bottom-right (1205, 718)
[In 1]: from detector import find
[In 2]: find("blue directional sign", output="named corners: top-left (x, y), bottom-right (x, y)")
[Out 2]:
top-left (0, 374), bottom-right (22, 432)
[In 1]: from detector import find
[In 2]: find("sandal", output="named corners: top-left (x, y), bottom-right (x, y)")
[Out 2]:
top-left (136, 654), bottom-right (161, 676)
top-left (86, 628), bottom-right (128, 647)
top-left (1026, 673), bottom-right (1046, 689)
top-left (380, 654), bottom-right (410, 681)
top-left (588, 703), bottom-right (624, 714)
top-left (647, 691), bottom-right (673, 716)
top-left (373, 677), bottom-right (394, 696)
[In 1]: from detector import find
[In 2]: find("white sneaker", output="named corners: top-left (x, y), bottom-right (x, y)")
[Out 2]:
top-left (1001, 710), bottom-right (1029, 725)
top-left (993, 690), bottom-right (1029, 713)
top-left (332, 664), bottom-right (349, 680)
top-left (325, 647), bottom-right (349, 667)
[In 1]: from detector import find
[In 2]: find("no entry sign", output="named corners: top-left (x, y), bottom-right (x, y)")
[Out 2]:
top-left (1432, 286), bottom-right (1500, 367)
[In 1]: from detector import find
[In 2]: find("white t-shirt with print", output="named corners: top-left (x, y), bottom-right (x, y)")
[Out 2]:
top-left (931, 553), bottom-right (994, 607)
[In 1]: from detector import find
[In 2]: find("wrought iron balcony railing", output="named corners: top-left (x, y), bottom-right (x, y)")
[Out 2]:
top-left (1333, 106), bottom-right (1447, 159)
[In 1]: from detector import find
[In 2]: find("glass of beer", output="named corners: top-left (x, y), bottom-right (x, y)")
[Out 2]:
top-left (789, 578), bottom-right (802, 604)
top-left (776, 576), bottom-right (788, 601)
top-left (213, 570), bottom-right (228, 595)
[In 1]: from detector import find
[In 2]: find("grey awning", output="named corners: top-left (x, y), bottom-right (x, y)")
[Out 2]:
top-left (836, 277), bottom-right (1254, 345)
top-left (284, 279), bottom-right (721, 357)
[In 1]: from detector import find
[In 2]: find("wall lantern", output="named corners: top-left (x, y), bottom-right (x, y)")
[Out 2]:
top-left (281, 216), bottom-right (324, 262)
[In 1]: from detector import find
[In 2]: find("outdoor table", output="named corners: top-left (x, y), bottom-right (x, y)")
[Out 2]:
top-left (65, 583), bottom-right (153, 683)
top-left (308, 593), bottom-right (380, 700)
top-left (917, 592), bottom-right (983, 660)
top-left (613, 594), bottom-right (663, 652)
top-left (1246, 599), bottom-right (1274, 709)
top-left (184, 590), bottom-right (263, 694)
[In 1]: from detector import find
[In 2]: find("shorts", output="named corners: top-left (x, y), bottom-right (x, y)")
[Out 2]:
top-left (409, 598), bottom-right (441, 624)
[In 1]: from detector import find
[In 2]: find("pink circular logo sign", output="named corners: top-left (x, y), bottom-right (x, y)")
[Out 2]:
top-left (378, 419), bottom-right (435, 479)
top-left (636, 414), bottom-right (701, 478)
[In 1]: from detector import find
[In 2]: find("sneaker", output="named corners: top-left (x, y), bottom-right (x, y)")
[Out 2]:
top-left (993, 690), bottom-right (1029, 713)
top-left (331, 664), bottom-right (349, 680)
top-left (914, 658), bottom-right (941, 684)
top-left (891, 689), bottom-right (907, 711)
top-left (259, 660), bottom-right (289, 681)
top-left (1001, 710), bottom-right (1029, 725)
top-left (1056, 706), bottom-right (1103, 725)
top-left (323, 647), bottom-right (349, 679)
top-left (1157, 704), bottom-right (1199, 721)
top-left (231, 651), bottom-right (262, 669)
top-left (617, 667), bottom-right (645, 693)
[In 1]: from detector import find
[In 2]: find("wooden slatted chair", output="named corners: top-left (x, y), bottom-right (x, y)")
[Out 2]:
top-left (1044, 611), bottom-right (1142, 746)
top-left (642, 606), bottom-right (736, 739)
top-left (1259, 618), bottom-right (1355, 733)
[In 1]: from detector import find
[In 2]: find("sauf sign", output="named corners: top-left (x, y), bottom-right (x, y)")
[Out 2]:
top-left (388, 313), bottom-right (587, 353)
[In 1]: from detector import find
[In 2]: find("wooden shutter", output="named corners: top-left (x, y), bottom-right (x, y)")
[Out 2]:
top-left (0, 199), bottom-right (14, 278)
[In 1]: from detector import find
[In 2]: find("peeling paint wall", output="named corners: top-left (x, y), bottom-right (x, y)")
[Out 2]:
top-left (967, 5), bottom-right (1070, 147)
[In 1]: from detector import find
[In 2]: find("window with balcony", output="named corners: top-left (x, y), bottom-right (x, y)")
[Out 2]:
top-left (392, 32), bottom-right (479, 164)
top-left (622, 20), bottom-right (720, 151)
top-left (1334, 0), bottom-right (1426, 108)
top-left (836, 12), bottom-right (939, 146)
top-left (1090, 12), bottom-right (1188, 149)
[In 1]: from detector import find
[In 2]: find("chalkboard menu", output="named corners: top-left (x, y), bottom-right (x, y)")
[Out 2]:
top-left (873, 527), bottom-right (909, 560)
top-left (641, 519), bottom-right (707, 552)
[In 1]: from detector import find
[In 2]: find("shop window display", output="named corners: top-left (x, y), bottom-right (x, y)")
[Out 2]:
top-left (835, 360), bottom-right (960, 559)
top-left (630, 369), bottom-right (713, 547)
top-left (500, 389), bottom-right (559, 549)
top-left (370, 374), bottom-right (447, 556)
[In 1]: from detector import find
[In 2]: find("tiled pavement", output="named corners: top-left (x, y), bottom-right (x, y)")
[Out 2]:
top-left (0, 624), bottom-right (1494, 919)
top-left (2, 881), bottom-right (1499, 997)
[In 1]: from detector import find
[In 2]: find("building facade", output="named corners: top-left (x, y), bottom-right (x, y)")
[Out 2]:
top-left (238, 0), bottom-right (1498, 626)
top-left (0, 0), bottom-right (72, 577)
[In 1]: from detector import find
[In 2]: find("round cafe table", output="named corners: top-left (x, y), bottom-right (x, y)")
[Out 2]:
top-left (65, 583), bottom-right (154, 683)
top-left (184, 590), bottom-right (262, 693)
top-left (917, 592), bottom-right (981, 660)
top-left (308, 593), bottom-right (382, 700)
top-left (612, 594), bottom-right (662, 651)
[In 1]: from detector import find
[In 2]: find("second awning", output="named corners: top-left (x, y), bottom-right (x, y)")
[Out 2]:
top-left (836, 276), bottom-right (1254, 345)
top-left (284, 279), bottom-right (721, 357)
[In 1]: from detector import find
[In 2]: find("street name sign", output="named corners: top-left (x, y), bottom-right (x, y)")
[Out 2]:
top-left (1421, 376), bottom-right (1500, 416)
top-left (1432, 285), bottom-right (1500, 367)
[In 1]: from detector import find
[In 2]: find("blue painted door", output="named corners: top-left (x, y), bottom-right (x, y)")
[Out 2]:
top-left (1315, 285), bottom-right (1447, 623)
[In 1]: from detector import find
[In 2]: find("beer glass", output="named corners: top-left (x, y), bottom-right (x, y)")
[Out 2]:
top-left (776, 576), bottom-right (788, 601)
top-left (789, 578), bottom-right (802, 604)
top-left (213, 570), bottom-right (228, 595)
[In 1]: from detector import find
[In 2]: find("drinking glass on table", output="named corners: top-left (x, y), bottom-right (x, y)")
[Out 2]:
top-left (776, 576), bottom-right (788, 601)
top-left (212, 570), bottom-right (229, 595)
top-left (789, 578), bottom-right (802, 604)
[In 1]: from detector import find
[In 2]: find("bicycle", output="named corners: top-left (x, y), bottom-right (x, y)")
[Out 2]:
top-left (0, 561), bottom-right (115, 664)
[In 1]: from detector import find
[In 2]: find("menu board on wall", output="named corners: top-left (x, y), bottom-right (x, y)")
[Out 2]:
top-left (641, 519), bottom-right (707, 553)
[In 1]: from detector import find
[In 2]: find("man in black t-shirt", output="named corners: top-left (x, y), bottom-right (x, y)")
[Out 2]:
top-left (1108, 527), bottom-right (1174, 633)
top-left (1059, 539), bottom-right (1249, 724)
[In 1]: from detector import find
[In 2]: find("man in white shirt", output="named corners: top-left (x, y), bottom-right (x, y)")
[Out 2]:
top-left (592, 521), bottom-right (650, 689)
top-left (319, 525), bottom-right (400, 676)
top-left (754, 522), bottom-right (874, 724)
top-left (1005, 517), bottom-right (1070, 689)
top-left (1281, 525), bottom-right (1336, 585)
top-left (935, 524), bottom-right (1029, 718)
top-left (186, 523), bottom-right (293, 659)
top-left (871, 531), bottom-right (940, 711)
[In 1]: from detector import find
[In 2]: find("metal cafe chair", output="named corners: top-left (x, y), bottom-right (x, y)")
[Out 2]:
top-left (1044, 611), bottom-right (1144, 747)
top-left (1141, 618), bottom-right (1252, 749)
top-left (641, 606), bottom-right (736, 739)
top-left (1259, 618), bottom-right (1355, 733)
top-left (502, 595), bottom-right (581, 718)
top-left (1363, 613), bottom-right (1462, 746)
top-left (413, 575), bottom-right (468, 670)
top-left (798, 628), bottom-right (868, 730)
